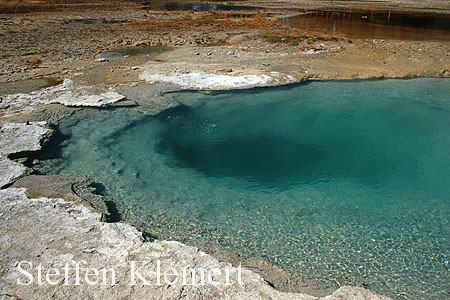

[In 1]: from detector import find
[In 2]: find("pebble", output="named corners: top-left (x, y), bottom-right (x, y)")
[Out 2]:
top-left (96, 58), bottom-right (107, 62)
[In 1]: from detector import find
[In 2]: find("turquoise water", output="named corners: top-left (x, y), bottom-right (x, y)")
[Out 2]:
top-left (36, 79), bottom-right (450, 299)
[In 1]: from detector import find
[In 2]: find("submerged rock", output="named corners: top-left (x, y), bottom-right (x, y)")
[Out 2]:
top-left (12, 174), bottom-right (110, 220)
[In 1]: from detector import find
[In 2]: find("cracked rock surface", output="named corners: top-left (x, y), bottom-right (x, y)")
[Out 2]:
top-left (0, 157), bottom-right (25, 189)
top-left (0, 122), bottom-right (50, 188)
top-left (0, 79), bottom-right (126, 115)
top-left (0, 122), bottom-right (50, 156)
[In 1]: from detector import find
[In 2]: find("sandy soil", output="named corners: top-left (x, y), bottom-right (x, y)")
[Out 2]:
top-left (0, 0), bottom-right (449, 94)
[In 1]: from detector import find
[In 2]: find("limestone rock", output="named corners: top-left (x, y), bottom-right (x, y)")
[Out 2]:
top-left (0, 122), bottom-right (50, 187)
top-left (0, 122), bottom-right (50, 156)
top-left (0, 156), bottom-right (26, 188)
top-left (140, 71), bottom-right (274, 90)
top-left (1, 79), bottom-right (126, 115)
top-left (56, 91), bottom-right (125, 107)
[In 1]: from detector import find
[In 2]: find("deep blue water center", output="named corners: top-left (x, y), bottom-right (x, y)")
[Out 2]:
top-left (38, 79), bottom-right (450, 300)
top-left (156, 95), bottom-right (432, 191)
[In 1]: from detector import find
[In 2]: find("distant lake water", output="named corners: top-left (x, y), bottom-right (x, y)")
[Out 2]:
top-left (280, 10), bottom-right (450, 41)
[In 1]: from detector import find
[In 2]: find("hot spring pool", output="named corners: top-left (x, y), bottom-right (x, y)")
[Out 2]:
top-left (35, 79), bottom-right (450, 299)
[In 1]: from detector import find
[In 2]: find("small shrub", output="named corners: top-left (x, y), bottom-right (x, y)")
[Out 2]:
top-left (263, 29), bottom-right (344, 45)
top-left (128, 12), bottom-right (281, 31)
top-left (24, 57), bottom-right (41, 67)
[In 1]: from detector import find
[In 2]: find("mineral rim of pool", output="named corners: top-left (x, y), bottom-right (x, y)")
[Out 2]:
top-left (280, 10), bottom-right (450, 41)
top-left (34, 79), bottom-right (450, 300)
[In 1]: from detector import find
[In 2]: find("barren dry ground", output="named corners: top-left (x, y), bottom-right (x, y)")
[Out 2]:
top-left (0, 0), bottom-right (449, 94)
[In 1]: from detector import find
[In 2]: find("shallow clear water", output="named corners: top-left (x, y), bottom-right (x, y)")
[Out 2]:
top-left (37, 79), bottom-right (450, 300)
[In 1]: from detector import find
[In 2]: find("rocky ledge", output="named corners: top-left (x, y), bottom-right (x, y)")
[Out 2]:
top-left (0, 122), bottom-right (51, 188)
top-left (0, 79), bottom-right (126, 116)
